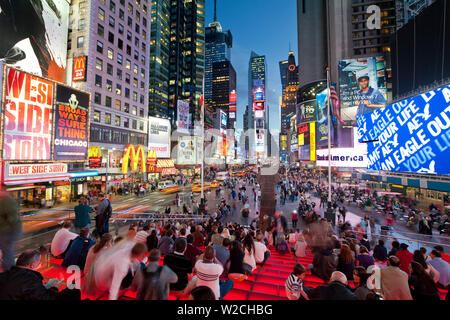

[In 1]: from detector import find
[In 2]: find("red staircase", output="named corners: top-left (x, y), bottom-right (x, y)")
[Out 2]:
top-left (39, 247), bottom-right (448, 300)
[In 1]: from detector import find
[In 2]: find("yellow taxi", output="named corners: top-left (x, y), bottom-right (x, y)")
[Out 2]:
top-left (192, 183), bottom-right (210, 192)
top-left (160, 186), bottom-right (182, 194)
top-left (209, 181), bottom-right (221, 188)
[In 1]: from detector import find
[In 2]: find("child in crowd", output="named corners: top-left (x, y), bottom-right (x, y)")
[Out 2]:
top-left (285, 263), bottom-right (310, 300)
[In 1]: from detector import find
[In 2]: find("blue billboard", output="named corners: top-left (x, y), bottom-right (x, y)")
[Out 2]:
top-left (357, 85), bottom-right (450, 174)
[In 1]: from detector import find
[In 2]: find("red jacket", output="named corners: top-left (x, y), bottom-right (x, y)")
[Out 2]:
top-left (395, 249), bottom-right (414, 274)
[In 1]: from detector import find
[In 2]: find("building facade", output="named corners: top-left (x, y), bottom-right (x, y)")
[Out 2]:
top-left (67, 0), bottom-right (151, 192)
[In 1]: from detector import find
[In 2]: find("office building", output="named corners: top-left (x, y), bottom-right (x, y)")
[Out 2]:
top-left (148, 0), bottom-right (170, 118)
top-left (66, 0), bottom-right (151, 190)
top-left (212, 60), bottom-right (236, 129)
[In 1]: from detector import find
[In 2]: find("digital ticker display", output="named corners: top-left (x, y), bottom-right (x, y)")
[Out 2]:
top-left (357, 85), bottom-right (450, 175)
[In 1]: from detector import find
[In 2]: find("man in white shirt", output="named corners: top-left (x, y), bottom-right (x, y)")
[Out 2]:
top-left (94, 242), bottom-right (147, 300)
top-left (193, 246), bottom-right (234, 300)
top-left (254, 233), bottom-right (270, 266)
top-left (50, 221), bottom-right (78, 258)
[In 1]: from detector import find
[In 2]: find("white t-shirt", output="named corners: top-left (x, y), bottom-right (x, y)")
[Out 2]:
top-left (243, 248), bottom-right (256, 271)
top-left (51, 228), bottom-right (78, 257)
top-left (194, 260), bottom-right (223, 300)
top-left (254, 241), bottom-right (267, 263)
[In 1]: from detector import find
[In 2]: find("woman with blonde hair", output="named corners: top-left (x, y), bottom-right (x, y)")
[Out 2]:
top-left (294, 234), bottom-right (307, 258)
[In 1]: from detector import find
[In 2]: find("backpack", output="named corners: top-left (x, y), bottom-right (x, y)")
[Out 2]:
top-left (137, 266), bottom-right (165, 300)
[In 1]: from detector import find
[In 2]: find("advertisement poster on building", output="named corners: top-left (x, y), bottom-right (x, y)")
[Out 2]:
top-left (357, 84), bottom-right (450, 175)
top-left (316, 89), bottom-right (337, 147)
top-left (298, 123), bottom-right (310, 161)
top-left (72, 56), bottom-right (87, 82)
top-left (177, 136), bottom-right (201, 165)
top-left (148, 116), bottom-right (171, 158)
top-left (297, 99), bottom-right (316, 123)
top-left (338, 56), bottom-right (388, 124)
top-left (53, 84), bottom-right (90, 160)
top-left (0, 0), bottom-right (70, 83)
top-left (177, 100), bottom-right (190, 134)
top-left (2, 67), bottom-right (53, 160)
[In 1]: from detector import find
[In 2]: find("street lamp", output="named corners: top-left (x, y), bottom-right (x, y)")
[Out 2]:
top-left (325, 67), bottom-right (335, 226)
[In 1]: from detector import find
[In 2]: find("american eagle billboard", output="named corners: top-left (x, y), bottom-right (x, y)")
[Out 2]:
top-left (358, 84), bottom-right (450, 175)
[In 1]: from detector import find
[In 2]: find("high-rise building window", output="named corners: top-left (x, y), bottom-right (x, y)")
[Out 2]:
top-left (117, 53), bottom-right (123, 65)
top-left (108, 48), bottom-right (114, 60)
top-left (128, 3), bottom-right (133, 14)
top-left (126, 59), bottom-right (131, 69)
top-left (115, 115), bottom-right (121, 126)
top-left (126, 74), bottom-right (130, 84)
top-left (117, 68), bottom-right (122, 80)
top-left (94, 92), bottom-right (101, 104)
top-left (118, 38), bottom-right (123, 50)
top-left (96, 58), bottom-right (103, 70)
top-left (97, 24), bottom-right (104, 37)
top-left (77, 36), bottom-right (84, 48)
top-left (118, 24), bottom-right (124, 35)
top-left (119, 9), bottom-right (124, 20)
top-left (133, 64), bottom-right (138, 74)
top-left (132, 119), bottom-right (137, 129)
top-left (127, 17), bottom-right (132, 27)
top-left (139, 121), bottom-right (144, 131)
top-left (98, 8), bottom-right (105, 21)
top-left (78, 19), bottom-right (85, 31)
top-left (106, 79), bottom-right (112, 92)
top-left (115, 99), bottom-right (121, 110)
top-left (105, 113), bottom-right (111, 124)
top-left (105, 96), bottom-right (112, 107)
top-left (94, 110), bottom-right (101, 122)
top-left (140, 94), bottom-right (144, 104)
top-left (135, 23), bottom-right (140, 34)
top-left (139, 108), bottom-right (144, 117)
top-left (132, 106), bottom-right (137, 115)
top-left (126, 45), bottom-right (131, 56)
top-left (133, 92), bottom-right (138, 102)
top-left (127, 30), bottom-right (132, 41)
top-left (133, 78), bottom-right (138, 88)
top-left (125, 88), bottom-right (130, 98)
top-left (116, 84), bottom-right (122, 95)
top-left (97, 40), bottom-right (103, 53)
top-left (109, 16), bottom-right (115, 28)
top-left (108, 32), bottom-right (114, 44)
top-left (110, 1), bottom-right (116, 13)
top-left (124, 118), bottom-right (129, 128)
top-left (95, 74), bottom-right (102, 87)
top-left (107, 63), bottom-right (113, 75)
top-left (124, 103), bottom-right (130, 113)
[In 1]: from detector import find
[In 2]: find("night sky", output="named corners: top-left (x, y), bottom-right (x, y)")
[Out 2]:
top-left (205, 0), bottom-right (298, 135)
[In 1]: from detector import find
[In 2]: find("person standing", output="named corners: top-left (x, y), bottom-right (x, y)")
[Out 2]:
top-left (74, 197), bottom-right (93, 233)
top-left (0, 191), bottom-right (22, 271)
top-left (94, 193), bottom-right (112, 237)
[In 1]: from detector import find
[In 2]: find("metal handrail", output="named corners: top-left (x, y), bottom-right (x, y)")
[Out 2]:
top-left (351, 230), bottom-right (450, 248)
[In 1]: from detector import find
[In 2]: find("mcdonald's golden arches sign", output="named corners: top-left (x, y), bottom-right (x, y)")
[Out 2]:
top-left (73, 56), bottom-right (87, 82)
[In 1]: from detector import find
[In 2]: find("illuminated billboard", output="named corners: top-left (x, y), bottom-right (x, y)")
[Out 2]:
top-left (53, 84), bottom-right (90, 160)
top-left (338, 56), bottom-right (388, 124)
top-left (177, 100), bottom-right (190, 134)
top-left (316, 88), bottom-right (337, 147)
top-left (148, 116), bottom-right (171, 158)
top-left (255, 91), bottom-right (264, 101)
top-left (1, 67), bottom-right (90, 162)
top-left (358, 85), bottom-right (450, 174)
top-left (316, 128), bottom-right (368, 168)
top-left (2, 67), bottom-right (54, 160)
top-left (297, 99), bottom-right (316, 123)
top-left (72, 56), bottom-right (87, 82)
top-left (0, 0), bottom-right (70, 83)
top-left (177, 136), bottom-right (202, 165)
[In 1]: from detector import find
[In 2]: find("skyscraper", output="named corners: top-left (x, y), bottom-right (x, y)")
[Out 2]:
top-left (168, 0), bottom-right (205, 129)
top-left (280, 52), bottom-right (299, 164)
top-left (248, 51), bottom-right (267, 162)
top-left (279, 60), bottom-right (289, 103)
top-left (67, 0), bottom-right (150, 190)
top-left (148, 0), bottom-right (170, 118)
top-left (147, 0), bottom-right (205, 130)
top-left (212, 60), bottom-right (237, 129)
top-left (396, 0), bottom-right (436, 30)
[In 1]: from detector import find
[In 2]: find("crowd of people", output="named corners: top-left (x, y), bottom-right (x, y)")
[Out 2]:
top-left (0, 168), bottom-right (449, 301)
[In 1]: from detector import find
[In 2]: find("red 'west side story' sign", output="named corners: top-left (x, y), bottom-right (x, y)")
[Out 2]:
top-left (3, 68), bottom-right (53, 160)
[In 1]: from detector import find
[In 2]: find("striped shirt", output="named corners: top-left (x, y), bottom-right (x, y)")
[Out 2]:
top-left (285, 273), bottom-right (303, 300)
top-left (134, 231), bottom-right (149, 243)
top-left (194, 260), bottom-right (223, 300)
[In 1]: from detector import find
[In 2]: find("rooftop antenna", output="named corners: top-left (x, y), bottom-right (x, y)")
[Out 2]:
top-left (214, 0), bottom-right (217, 22)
